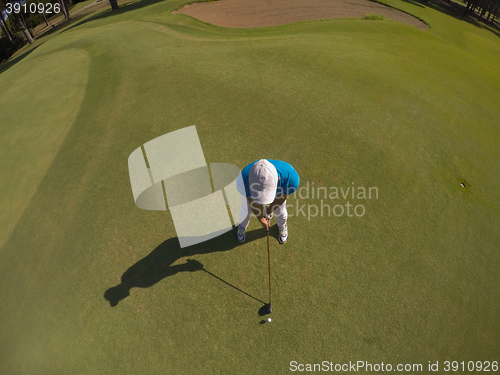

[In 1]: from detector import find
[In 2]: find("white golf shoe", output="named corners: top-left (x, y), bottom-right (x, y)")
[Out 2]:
top-left (278, 224), bottom-right (288, 244)
top-left (237, 225), bottom-right (246, 243)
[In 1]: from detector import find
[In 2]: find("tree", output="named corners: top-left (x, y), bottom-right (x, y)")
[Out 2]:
top-left (58, 0), bottom-right (70, 19)
top-left (37, 0), bottom-right (51, 27)
top-left (479, 0), bottom-right (489, 17)
top-left (109, 0), bottom-right (119, 11)
top-left (488, 0), bottom-right (500, 21)
top-left (14, 12), bottom-right (33, 43)
top-left (463, 0), bottom-right (479, 17)
top-left (0, 0), bottom-right (34, 44)
top-left (484, 0), bottom-right (500, 20)
top-left (0, 11), bottom-right (13, 42)
top-left (464, 0), bottom-right (500, 20)
top-left (19, 6), bottom-right (34, 38)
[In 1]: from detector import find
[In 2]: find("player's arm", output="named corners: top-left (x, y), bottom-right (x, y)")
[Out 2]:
top-left (265, 194), bottom-right (288, 216)
top-left (247, 197), bottom-right (270, 230)
top-left (248, 197), bottom-right (265, 219)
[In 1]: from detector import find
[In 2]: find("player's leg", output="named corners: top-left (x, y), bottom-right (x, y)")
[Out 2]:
top-left (274, 200), bottom-right (288, 244)
top-left (237, 196), bottom-right (251, 243)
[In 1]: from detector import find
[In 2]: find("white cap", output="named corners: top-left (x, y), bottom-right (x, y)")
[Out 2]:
top-left (248, 159), bottom-right (278, 205)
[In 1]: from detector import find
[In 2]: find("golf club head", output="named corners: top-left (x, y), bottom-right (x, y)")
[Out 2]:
top-left (258, 302), bottom-right (272, 316)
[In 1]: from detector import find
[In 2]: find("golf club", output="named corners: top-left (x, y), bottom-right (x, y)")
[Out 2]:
top-left (263, 221), bottom-right (272, 315)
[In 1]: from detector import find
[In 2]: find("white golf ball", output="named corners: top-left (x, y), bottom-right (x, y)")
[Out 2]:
top-left (267, 318), bottom-right (272, 323)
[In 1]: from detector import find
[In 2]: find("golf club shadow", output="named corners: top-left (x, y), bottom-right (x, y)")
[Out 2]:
top-left (104, 227), bottom-right (267, 307)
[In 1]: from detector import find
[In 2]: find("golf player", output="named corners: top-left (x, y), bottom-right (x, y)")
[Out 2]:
top-left (237, 159), bottom-right (300, 244)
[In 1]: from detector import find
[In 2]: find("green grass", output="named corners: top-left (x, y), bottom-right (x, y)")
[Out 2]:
top-left (68, 0), bottom-right (100, 13)
top-left (0, 0), bottom-right (499, 374)
top-left (364, 13), bottom-right (388, 20)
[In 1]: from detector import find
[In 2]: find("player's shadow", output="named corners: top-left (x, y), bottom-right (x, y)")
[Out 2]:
top-left (104, 227), bottom-right (270, 307)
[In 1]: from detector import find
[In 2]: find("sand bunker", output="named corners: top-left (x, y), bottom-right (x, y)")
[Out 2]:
top-left (173, 0), bottom-right (429, 30)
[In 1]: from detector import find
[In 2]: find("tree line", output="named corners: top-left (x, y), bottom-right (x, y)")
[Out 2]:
top-left (460, 0), bottom-right (500, 21)
top-left (0, 0), bottom-right (71, 45)
top-left (0, 0), bottom-right (118, 63)
top-left (1, 0), bottom-right (499, 65)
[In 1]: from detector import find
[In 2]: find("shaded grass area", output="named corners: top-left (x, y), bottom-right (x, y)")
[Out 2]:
top-left (383, 0), bottom-right (500, 36)
top-left (0, 48), bottom-right (89, 248)
top-left (0, 0), bottom-right (499, 373)
top-left (0, 42), bottom-right (44, 75)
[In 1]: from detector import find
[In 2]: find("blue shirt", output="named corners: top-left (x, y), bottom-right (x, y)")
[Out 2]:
top-left (239, 160), bottom-right (300, 198)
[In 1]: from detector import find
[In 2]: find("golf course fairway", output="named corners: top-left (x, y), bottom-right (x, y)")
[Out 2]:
top-left (0, 0), bottom-right (499, 373)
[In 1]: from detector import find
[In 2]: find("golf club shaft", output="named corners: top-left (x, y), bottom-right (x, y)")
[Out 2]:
top-left (267, 227), bottom-right (271, 303)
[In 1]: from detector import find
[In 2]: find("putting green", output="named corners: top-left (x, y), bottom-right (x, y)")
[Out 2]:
top-left (0, 0), bottom-right (498, 373)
